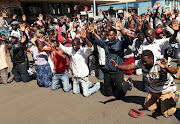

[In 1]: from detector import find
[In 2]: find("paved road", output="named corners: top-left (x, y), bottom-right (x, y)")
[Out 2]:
top-left (0, 53), bottom-right (179, 124)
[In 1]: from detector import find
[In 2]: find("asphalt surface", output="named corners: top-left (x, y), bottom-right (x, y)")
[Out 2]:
top-left (0, 53), bottom-right (179, 124)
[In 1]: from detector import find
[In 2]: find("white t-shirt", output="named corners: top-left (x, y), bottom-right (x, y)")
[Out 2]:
top-left (59, 44), bottom-right (94, 77)
top-left (138, 38), bottom-right (170, 59)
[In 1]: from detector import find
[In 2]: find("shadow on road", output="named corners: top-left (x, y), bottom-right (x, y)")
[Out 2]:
top-left (99, 96), bottom-right (145, 105)
top-left (123, 96), bottom-right (145, 105)
top-left (147, 108), bottom-right (162, 119)
top-left (133, 80), bottom-right (147, 93)
top-left (174, 108), bottom-right (180, 121)
top-left (99, 98), bottom-right (118, 104)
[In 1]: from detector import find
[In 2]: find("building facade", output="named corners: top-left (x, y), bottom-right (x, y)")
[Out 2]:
top-left (97, 0), bottom-right (180, 16)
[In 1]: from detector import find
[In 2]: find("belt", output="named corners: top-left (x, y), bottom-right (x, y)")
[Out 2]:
top-left (16, 61), bottom-right (27, 67)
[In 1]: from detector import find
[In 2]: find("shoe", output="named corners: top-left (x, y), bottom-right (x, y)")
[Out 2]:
top-left (175, 91), bottom-right (180, 105)
top-left (126, 77), bottom-right (133, 91)
top-left (94, 82), bottom-right (100, 92)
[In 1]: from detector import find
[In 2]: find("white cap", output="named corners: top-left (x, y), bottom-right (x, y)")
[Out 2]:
top-left (118, 10), bottom-right (123, 14)
top-left (10, 32), bottom-right (20, 39)
top-left (80, 11), bottom-right (87, 15)
top-left (54, 19), bottom-right (58, 23)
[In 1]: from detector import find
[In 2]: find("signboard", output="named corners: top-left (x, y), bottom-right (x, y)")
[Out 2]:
top-left (78, 5), bottom-right (91, 12)
top-left (124, 3), bottom-right (139, 8)
top-left (154, 3), bottom-right (158, 10)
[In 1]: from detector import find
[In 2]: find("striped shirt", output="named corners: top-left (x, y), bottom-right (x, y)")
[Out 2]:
top-left (133, 59), bottom-right (177, 93)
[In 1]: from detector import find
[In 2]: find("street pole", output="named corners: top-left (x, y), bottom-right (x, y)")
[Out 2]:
top-left (94, 0), bottom-right (96, 16)
top-left (126, 0), bottom-right (128, 17)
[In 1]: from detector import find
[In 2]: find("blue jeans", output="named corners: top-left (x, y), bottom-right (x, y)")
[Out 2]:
top-left (98, 65), bottom-right (104, 80)
top-left (51, 71), bottom-right (72, 92)
top-left (73, 76), bottom-right (99, 97)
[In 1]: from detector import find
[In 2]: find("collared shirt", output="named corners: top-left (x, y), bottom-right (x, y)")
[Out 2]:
top-left (138, 38), bottom-right (170, 59)
top-left (90, 34), bottom-right (132, 74)
top-left (133, 60), bottom-right (177, 93)
top-left (97, 39), bottom-right (107, 65)
top-left (59, 44), bottom-right (93, 77)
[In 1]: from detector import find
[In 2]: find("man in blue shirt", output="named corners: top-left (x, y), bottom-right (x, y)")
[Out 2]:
top-left (89, 20), bottom-right (132, 99)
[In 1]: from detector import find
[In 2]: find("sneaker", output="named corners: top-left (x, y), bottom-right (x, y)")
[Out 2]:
top-left (126, 77), bottom-right (133, 91)
top-left (175, 91), bottom-right (180, 105)
top-left (94, 82), bottom-right (100, 92)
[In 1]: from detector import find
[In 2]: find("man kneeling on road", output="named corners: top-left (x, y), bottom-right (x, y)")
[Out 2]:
top-left (110, 50), bottom-right (180, 117)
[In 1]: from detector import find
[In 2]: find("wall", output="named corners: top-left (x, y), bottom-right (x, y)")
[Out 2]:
top-left (97, 0), bottom-right (167, 16)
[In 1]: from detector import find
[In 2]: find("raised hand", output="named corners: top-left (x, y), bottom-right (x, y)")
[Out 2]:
top-left (99, 9), bottom-right (104, 15)
top-left (22, 15), bottom-right (26, 22)
top-left (146, 15), bottom-right (150, 22)
top-left (2, 11), bottom-right (8, 18)
top-left (171, 13), bottom-right (175, 19)
top-left (13, 14), bottom-right (17, 19)
top-left (147, 6), bottom-right (150, 11)
top-left (112, 18), bottom-right (122, 30)
top-left (88, 22), bottom-right (93, 33)
top-left (81, 28), bottom-right (87, 39)
top-left (162, 6), bottom-right (164, 11)
top-left (110, 59), bottom-right (118, 69)
top-left (172, 20), bottom-right (179, 31)
top-left (157, 2), bottom-right (161, 8)
top-left (21, 35), bottom-right (26, 43)
top-left (38, 14), bottom-right (43, 21)
top-left (157, 58), bottom-right (168, 69)
top-left (20, 24), bottom-right (25, 32)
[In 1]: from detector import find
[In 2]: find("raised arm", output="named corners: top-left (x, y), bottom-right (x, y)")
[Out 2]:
top-left (157, 58), bottom-right (177, 74)
top-left (50, 46), bottom-right (66, 59)
top-left (169, 20), bottom-right (179, 43)
top-left (88, 23), bottom-right (106, 48)
top-left (110, 59), bottom-right (136, 70)
top-left (81, 28), bottom-right (92, 47)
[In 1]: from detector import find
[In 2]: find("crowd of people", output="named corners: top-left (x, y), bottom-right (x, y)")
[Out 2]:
top-left (0, 2), bottom-right (180, 118)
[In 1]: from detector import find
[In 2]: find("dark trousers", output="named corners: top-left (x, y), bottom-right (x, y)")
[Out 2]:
top-left (12, 62), bottom-right (33, 83)
top-left (100, 71), bottom-right (129, 99)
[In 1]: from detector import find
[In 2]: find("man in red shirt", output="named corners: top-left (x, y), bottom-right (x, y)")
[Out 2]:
top-left (51, 37), bottom-right (72, 92)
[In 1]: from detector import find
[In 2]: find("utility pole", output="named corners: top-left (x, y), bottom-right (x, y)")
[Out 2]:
top-left (126, 0), bottom-right (128, 17)
top-left (94, 0), bottom-right (96, 16)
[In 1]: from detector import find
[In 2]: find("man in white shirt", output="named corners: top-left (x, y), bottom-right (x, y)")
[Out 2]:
top-left (59, 38), bottom-right (100, 97)
top-left (110, 50), bottom-right (179, 118)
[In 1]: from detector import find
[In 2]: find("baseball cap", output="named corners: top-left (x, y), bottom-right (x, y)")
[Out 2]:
top-left (11, 21), bottom-right (19, 26)
top-left (10, 32), bottom-right (20, 39)
top-left (117, 10), bottom-right (123, 14)
top-left (155, 28), bottom-right (163, 34)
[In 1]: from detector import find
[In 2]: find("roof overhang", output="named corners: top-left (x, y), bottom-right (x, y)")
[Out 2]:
top-left (19, 0), bottom-right (119, 4)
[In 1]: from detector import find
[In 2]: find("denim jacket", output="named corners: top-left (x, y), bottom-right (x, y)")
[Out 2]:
top-left (90, 34), bottom-right (132, 74)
